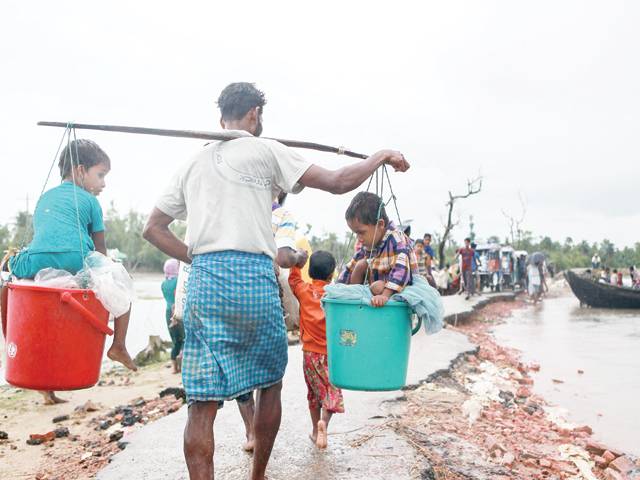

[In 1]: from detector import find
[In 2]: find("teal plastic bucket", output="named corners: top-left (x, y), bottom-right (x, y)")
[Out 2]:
top-left (322, 298), bottom-right (421, 391)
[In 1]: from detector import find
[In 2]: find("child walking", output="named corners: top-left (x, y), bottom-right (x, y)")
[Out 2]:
top-left (3, 139), bottom-right (136, 403)
top-left (338, 192), bottom-right (418, 306)
top-left (288, 250), bottom-right (344, 449)
top-left (161, 258), bottom-right (184, 374)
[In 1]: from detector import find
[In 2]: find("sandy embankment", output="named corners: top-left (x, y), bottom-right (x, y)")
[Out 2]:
top-left (0, 359), bottom-right (184, 480)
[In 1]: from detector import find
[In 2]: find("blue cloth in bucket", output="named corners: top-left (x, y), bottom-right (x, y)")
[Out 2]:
top-left (324, 276), bottom-right (444, 334)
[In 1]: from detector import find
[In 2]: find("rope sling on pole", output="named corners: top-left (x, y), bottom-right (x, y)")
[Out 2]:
top-left (37, 121), bottom-right (407, 285)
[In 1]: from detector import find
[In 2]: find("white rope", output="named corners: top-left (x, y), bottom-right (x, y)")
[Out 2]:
top-left (68, 127), bottom-right (86, 261)
top-left (18, 126), bottom-right (69, 249)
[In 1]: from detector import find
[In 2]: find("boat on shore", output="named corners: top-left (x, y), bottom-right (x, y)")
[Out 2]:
top-left (564, 269), bottom-right (640, 309)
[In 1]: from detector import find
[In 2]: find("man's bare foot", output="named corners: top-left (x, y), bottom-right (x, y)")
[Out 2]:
top-left (316, 420), bottom-right (328, 449)
top-left (308, 432), bottom-right (317, 444)
top-left (39, 391), bottom-right (67, 405)
top-left (242, 436), bottom-right (255, 452)
top-left (171, 360), bottom-right (180, 374)
top-left (107, 345), bottom-right (138, 371)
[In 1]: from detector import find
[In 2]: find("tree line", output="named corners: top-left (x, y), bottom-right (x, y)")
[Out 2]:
top-left (308, 232), bottom-right (640, 273)
top-left (1, 206), bottom-right (638, 273)
top-left (0, 204), bottom-right (185, 273)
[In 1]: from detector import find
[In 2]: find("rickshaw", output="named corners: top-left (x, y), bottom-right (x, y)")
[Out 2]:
top-left (500, 246), bottom-right (515, 290)
top-left (476, 243), bottom-right (501, 292)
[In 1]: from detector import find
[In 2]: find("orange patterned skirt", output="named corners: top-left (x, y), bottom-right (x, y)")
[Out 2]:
top-left (303, 351), bottom-right (345, 413)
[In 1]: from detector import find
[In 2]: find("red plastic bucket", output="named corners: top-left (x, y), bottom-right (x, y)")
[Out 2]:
top-left (4, 283), bottom-right (113, 390)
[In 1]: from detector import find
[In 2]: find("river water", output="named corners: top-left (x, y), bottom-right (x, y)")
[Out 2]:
top-left (493, 294), bottom-right (640, 456)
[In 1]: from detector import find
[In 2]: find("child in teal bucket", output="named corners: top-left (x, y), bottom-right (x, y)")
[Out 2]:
top-left (2, 139), bottom-right (136, 402)
top-left (161, 258), bottom-right (184, 374)
top-left (338, 192), bottom-right (418, 306)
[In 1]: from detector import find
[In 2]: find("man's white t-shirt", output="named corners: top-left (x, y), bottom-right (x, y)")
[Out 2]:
top-left (156, 130), bottom-right (311, 259)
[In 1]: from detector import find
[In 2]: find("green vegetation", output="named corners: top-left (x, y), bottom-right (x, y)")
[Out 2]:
top-left (1, 204), bottom-right (185, 272)
top-left (309, 231), bottom-right (640, 272)
top-left (2, 207), bottom-right (639, 273)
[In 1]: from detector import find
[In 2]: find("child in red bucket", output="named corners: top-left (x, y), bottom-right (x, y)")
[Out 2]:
top-left (1, 139), bottom-right (136, 403)
top-left (288, 250), bottom-right (344, 449)
top-left (338, 192), bottom-right (418, 306)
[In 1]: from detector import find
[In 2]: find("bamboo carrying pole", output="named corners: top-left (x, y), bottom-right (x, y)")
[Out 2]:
top-left (37, 121), bottom-right (369, 160)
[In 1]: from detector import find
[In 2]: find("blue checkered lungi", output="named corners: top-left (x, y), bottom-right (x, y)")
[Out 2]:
top-left (182, 250), bottom-right (288, 402)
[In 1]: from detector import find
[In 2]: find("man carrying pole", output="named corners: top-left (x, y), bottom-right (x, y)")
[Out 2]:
top-left (142, 82), bottom-right (410, 480)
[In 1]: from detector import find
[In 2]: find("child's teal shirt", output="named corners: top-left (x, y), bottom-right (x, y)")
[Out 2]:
top-left (161, 277), bottom-right (178, 323)
top-left (9, 181), bottom-right (104, 278)
top-left (30, 181), bottom-right (104, 254)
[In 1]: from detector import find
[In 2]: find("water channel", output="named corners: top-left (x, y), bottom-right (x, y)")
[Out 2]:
top-left (494, 295), bottom-right (640, 455)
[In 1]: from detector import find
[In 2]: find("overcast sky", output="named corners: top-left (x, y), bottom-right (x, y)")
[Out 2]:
top-left (1, 0), bottom-right (638, 248)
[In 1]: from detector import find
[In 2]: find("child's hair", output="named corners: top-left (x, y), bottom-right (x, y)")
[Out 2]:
top-left (464, 237), bottom-right (471, 243)
top-left (345, 192), bottom-right (389, 226)
top-left (309, 250), bottom-right (336, 281)
top-left (58, 139), bottom-right (111, 178)
top-left (415, 238), bottom-right (424, 245)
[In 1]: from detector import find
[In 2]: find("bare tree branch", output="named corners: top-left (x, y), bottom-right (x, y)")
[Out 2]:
top-left (437, 176), bottom-right (483, 268)
top-left (502, 191), bottom-right (527, 247)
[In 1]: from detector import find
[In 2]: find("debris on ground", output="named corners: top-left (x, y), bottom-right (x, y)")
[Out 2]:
top-left (394, 299), bottom-right (640, 480)
top-left (74, 400), bottom-right (101, 414)
top-left (158, 386), bottom-right (186, 401)
top-left (24, 389), bottom-right (187, 479)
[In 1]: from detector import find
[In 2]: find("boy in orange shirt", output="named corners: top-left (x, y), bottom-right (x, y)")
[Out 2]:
top-left (288, 250), bottom-right (344, 449)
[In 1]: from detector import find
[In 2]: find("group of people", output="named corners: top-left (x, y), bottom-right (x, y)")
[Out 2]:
top-left (141, 82), bottom-right (417, 479)
top-left (591, 253), bottom-right (640, 288)
top-left (0, 82), bottom-right (413, 480)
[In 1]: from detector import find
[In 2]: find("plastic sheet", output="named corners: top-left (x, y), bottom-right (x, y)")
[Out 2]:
top-left (31, 252), bottom-right (134, 318)
top-left (34, 268), bottom-right (79, 289)
top-left (83, 252), bottom-right (134, 317)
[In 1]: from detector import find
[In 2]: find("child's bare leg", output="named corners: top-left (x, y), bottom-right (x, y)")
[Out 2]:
top-left (237, 394), bottom-right (256, 452)
top-left (348, 259), bottom-right (368, 285)
top-left (39, 391), bottom-right (67, 405)
top-left (107, 307), bottom-right (137, 371)
top-left (369, 280), bottom-right (385, 296)
top-left (316, 409), bottom-right (333, 449)
top-left (308, 406), bottom-right (321, 444)
top-left (176, 352), bottom-right (183, 373)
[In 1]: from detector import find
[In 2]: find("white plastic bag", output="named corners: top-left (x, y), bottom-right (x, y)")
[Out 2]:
top-left (34, 268), bottom-right (80, 289)
top-left (173, 261), bottom-right (191, 320)
top-left (83, 252), bottom-right (134, 317)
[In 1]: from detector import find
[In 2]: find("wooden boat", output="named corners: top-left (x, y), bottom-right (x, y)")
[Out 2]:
top-left (564, 269), bottom-right (640, 309)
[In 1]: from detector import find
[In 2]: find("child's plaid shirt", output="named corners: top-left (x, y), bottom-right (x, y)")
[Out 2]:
top-left (338, 225), bottom-right (418, 293)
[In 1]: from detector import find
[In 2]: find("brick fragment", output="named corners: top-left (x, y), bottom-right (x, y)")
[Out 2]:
top-left (610, 455), bottom-right (636, 475)
top-left (574, 425), bottom-right (593, 435)
top-left (603, 451), bottom-right (617, 463)
top-left (603, 468), bottom-right (625, 480)
top-left (586, 439), bottom-right (607, 456)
